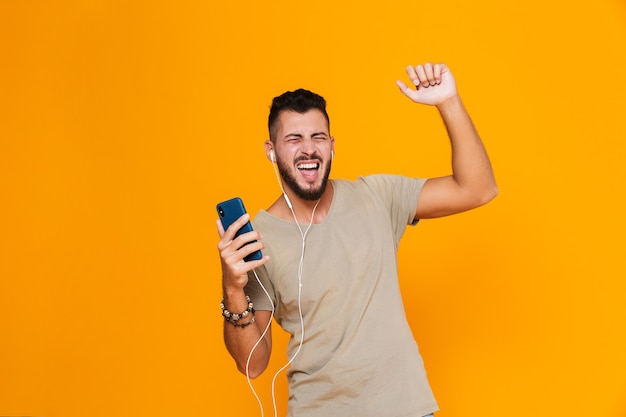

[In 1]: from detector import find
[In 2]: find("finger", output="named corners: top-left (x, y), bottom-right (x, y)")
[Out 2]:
top-left (224, 239), bottom-right (267, 275)
top-left (221, 234), bottom-right (261, 262)
top-left (415, 65), bottom-right (429, 88)
top-left (216, 218), bottom-right (225, 237)
top-left (223, 213), bottom-right (250, 239)
top-left (240, 239), bottom-right (265, 259)
top-left (218, 213), bottom-right (253, 253)
top-left (405, 65), bottom-right (419, 88)
top-left (232, 229), bottom-right (262, 247)
top-left (242, 254), bottom-right (270, 270)
top-left (433, 63), bottom-right (442, 84)
top-left (395, 80), bottom-right (415, 97)
top-left (423, 62), bottom-right (436, 86)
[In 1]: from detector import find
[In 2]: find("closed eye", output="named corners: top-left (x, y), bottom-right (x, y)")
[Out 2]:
top-left (312, 133), bottom-right (329, 140)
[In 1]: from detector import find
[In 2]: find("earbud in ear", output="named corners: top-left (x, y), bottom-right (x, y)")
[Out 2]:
top-left (270, 151), bottom-right (275, 163)
top-left (331, 150), bottom-right (334, 161)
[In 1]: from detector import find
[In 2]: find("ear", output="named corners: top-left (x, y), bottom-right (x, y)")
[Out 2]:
top-left (264, 140), bottom-right (274, 163)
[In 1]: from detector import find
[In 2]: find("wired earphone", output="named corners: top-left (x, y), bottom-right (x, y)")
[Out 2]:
top-left (246, 148), bottom-right (323, 417)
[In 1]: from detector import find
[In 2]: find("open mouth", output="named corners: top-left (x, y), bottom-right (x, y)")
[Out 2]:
top-left (296, 161), bottom-right (320, 180)
top-left (297, 162), bottom-right (320, 171)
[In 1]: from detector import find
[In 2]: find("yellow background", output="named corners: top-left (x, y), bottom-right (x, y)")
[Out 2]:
top-left (1, 1), bottom-right (625, 416)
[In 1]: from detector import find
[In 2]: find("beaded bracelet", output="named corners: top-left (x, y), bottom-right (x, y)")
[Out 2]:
top-left (221, 295), bottom-right (255, 328)
top-left (226, 310), bottom-right (256, 328)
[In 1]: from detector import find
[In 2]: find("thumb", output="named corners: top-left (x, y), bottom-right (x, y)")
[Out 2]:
top-left (395, 79), bottom-right (409, 94)
top-left (395, 80), bottom-right (416, 99)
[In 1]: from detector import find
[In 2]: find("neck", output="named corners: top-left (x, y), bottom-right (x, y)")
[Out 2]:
top-left (271, 181), bottom-right (334, 224)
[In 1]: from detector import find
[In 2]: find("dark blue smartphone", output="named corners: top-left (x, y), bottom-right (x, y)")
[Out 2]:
top-left (216, 197), bottom-right (262, 262)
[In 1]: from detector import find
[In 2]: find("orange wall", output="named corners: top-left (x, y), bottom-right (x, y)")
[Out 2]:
top-left (1, 1), bottom-right (625, 416)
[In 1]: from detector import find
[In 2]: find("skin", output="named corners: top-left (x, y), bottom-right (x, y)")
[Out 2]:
top-left (216, 62), bottom-right (498, 378)
top-left (265, 109), bottom-right (335, 223)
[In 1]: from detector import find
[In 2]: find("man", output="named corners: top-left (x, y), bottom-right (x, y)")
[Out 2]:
top-left (217, 62), bottom-right (497, 417)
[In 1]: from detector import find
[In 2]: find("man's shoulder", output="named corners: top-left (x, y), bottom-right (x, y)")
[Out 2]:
top-left (332, 174), bottom-right (402, 187)
top-left (334, 174), bottom-right (412, 190)
top-left (331, 175), bottom-right (410, 204)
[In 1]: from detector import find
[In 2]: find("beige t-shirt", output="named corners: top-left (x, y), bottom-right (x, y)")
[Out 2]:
top-left (246, 175), bottom-right (438, 417)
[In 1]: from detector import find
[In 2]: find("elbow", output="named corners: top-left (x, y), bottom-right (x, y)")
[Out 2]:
top-left (237, 362), bottom-right (267, 379)
top-left (482, 183), bottom-right (499, 205)
top-left (468, 183), bottom-right (498, 209)
top-left (245, 369), bottom-right (263, 380)
top-left (236, 354), bottom-right (269, 379)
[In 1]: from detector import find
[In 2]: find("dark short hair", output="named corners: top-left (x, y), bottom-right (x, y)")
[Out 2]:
top-left (268, 89), bottom-right (330, 142)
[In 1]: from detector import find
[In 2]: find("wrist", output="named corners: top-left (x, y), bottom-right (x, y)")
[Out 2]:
top-left (222, 286), bottom-right (250, 311)
top-left (220, 294), bottom-right (256, 329)
top-left (436, 94), bottom-right (463, 114)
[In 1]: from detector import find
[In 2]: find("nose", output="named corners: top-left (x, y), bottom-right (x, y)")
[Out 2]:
top-left (299, 137), bottom-right (317, 157)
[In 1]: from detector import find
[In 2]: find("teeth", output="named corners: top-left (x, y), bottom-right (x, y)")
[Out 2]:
top-left (298, 163), bottom-right (319, 170)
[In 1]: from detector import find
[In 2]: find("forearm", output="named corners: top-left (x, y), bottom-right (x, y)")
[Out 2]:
top-left (222, 287), bottom-right (271, 378)
top-left (437, 95), bottom-right (498, 202)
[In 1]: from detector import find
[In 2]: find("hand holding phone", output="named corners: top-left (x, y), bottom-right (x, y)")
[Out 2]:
top-left (216, 197), bottom-right (263, 262)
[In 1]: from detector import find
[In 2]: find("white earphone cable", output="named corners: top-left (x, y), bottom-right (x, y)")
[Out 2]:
top-left (245, 269), bottom-right (274, 417)
top-left (242, 154), bottom-right (320, 417)
top-left (270, 197), bottom-right (318, 417)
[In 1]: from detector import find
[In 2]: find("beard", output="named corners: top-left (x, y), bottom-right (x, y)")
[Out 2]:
top-left (277, 155), bottom-right (331, 201)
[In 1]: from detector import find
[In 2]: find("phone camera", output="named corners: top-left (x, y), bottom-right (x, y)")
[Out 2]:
top-left (218, 206), bottom-right (225, 217)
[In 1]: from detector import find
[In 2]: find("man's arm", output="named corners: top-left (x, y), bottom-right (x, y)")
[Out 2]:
top-left (396, 62), bottom-right (498, 219)
top-left (217, 213), bottom-right (272, 378)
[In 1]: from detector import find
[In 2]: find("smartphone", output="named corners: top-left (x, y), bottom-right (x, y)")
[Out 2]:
top-left (216, 197), bottom-right (262, 262)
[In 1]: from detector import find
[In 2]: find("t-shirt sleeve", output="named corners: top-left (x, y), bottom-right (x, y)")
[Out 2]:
top-left (361, 174), bottom-right (427, 242)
